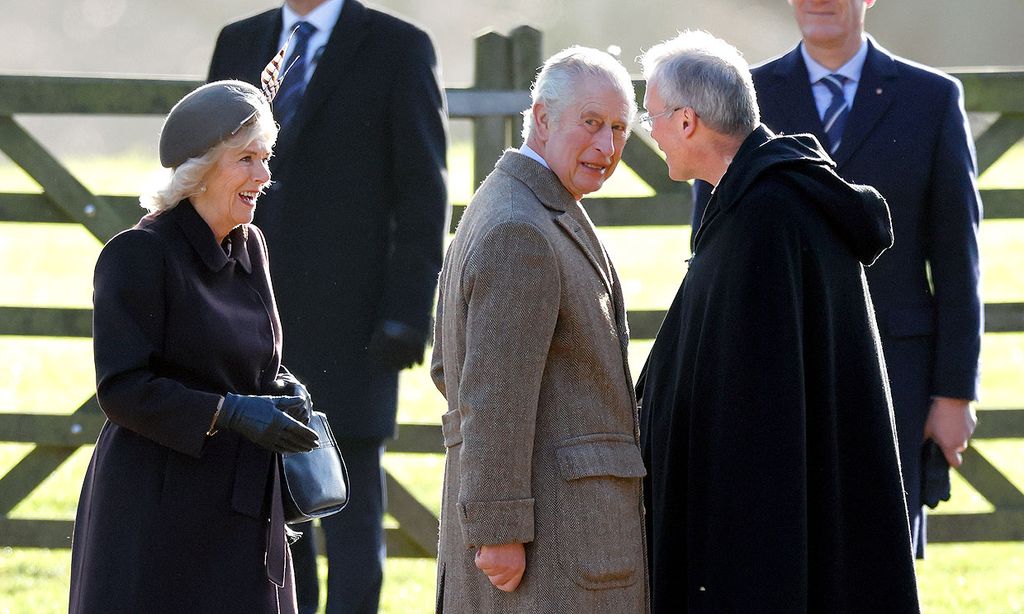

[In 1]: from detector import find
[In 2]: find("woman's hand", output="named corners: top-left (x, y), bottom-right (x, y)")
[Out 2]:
top-left (269, 373), bottom-right (313, 424)
top-left (217, 393), bottom-right (318, 453)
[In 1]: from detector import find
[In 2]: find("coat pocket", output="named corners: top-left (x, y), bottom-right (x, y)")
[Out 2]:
top-left (554, 433), bottom-right (646, 590)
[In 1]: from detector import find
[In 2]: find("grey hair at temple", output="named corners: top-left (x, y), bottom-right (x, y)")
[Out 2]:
top-left (639, 30), bottom-right (759, 137)
top-left (521, 45), bottom-right (637, 142)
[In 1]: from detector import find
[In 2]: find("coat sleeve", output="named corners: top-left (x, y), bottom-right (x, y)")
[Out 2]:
top-left (92, 229), bottom-right (222, 458)
top-left (378, 27), bottom-right (450, 343)
top-left (430, 264), bottom-right (447, 398)
top-left (923, 77), bottom-right (983, 400)
top-left (455, 220), bottom-right (560, 547)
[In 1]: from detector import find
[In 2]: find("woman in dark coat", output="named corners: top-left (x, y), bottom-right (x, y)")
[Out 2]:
top-left (69, 80), bottom-right (320, 614)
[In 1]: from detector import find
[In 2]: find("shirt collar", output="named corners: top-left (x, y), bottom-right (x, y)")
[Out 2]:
top-left (800, 37), bottom-right (869, 84)
top-left (519, 143), bottom-right (550, 170)
top-left (281, 0), bottom-right (344, 38)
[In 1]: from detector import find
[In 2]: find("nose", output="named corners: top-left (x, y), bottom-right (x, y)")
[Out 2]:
top-left (253, 159), bottom-right (271, 185)
top-left (593, 124), bottom-right (615, 156)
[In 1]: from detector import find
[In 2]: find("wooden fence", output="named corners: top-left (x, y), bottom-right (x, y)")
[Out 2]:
top-left (1, 27), bottom-right (1023, 557)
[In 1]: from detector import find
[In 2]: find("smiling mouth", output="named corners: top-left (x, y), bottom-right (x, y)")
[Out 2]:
top-left (581, 162), bottom-right (607, 174)
top-left (239, 191), bottom-right (258, 206)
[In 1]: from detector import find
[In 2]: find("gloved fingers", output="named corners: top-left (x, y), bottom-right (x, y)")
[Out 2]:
top-left (273, 436), bottom-right (317, 454)
top-left (273, 395), bottom-right (311, 423)
top-left (279, 421), bottom-right (319, 452)
top-left (272, 395), bottom-right (305, 410)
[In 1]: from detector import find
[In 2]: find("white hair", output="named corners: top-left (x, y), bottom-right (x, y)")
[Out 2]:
top-left (521, 45), bottom-right (637, 142)
top-left (141, 89), bottom-right (277, 213)
top-left (639, 30), bottom-right (759, 137)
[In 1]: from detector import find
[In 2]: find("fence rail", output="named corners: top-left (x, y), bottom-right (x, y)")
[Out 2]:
top-left (2, 27), bottom-right (1023, 554)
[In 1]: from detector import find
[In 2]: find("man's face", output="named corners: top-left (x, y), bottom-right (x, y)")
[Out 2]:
top-left (788, 0), bottom-right (872, 48)
top-left (540, 79), bottom-right (631, 200)
top-left (643, 83), bottom-right (691, 182)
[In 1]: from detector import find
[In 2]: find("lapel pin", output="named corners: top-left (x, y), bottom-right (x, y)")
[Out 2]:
top-left (876, 87), bottom-right (883, 95)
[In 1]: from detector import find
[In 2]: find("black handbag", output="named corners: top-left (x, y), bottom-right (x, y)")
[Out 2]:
top-left (279, 411), bottom-right (350, 524)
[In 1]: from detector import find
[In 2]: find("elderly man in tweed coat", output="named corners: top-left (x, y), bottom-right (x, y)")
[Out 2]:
top-left (431, 47), bottom-right (648, 613)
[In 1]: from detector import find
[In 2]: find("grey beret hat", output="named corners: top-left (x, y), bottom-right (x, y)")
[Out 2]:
top-left (158, 80), bottom-right (265, 168)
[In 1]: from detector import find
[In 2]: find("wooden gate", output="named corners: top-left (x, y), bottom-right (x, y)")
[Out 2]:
top-left (1, 28), bottom-right (1023, 556)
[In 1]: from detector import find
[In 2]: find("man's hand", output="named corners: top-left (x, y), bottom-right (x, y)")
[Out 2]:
top-left (923, 397), bottom-right (978, 467)
top-left (368, 320), bottom-right (425, 371)
top-left (475, 543), bottom-right (526, 592)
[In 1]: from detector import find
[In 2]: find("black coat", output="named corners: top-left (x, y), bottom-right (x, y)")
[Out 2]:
top-left (208, 0), bottom-right (449, 438)
top-left (70, 202), bottom-right (294, 613)
top-left (641, 127), bottom-right (920, 613)
top-left (695, 40), bottom-right (983, 546)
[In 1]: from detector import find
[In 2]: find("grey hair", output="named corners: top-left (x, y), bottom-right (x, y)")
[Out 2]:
top-left (141, 88), bottom-right (278, 213)
top-left (639, 30), bottom-right (759, 137)
top-left (521, 45), bottom-right (637, 142)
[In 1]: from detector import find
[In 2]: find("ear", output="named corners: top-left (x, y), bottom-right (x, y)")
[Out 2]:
top-left (532, 102), bottom-right (551, 141)
top-left (680, 107), bottom-right (698, 139)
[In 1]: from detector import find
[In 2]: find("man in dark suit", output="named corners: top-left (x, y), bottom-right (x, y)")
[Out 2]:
top-left (693, 0), bottom-right (981, 556)
top-left (208, 1), bottom-right (449, 611)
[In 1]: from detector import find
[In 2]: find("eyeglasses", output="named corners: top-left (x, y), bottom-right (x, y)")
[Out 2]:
top-left (638, 107), bottom-right (682, 132)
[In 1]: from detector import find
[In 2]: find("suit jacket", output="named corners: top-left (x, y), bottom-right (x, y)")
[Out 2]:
top-left (694, 38), bottom-right (982, 531)
top-left (208, 0), bottom-right (449, 438)
top-left (431, 151), bottom-right (648, 613)
top-left (71, 202), bottom-right (293, 613)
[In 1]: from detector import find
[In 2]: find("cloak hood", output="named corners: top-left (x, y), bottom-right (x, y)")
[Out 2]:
top-left (712, 125), bottom-right (894, 265)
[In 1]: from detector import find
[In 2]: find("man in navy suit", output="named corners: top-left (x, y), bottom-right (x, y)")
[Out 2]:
top-left (209, 0), bottom-right (449, 611)
top-left (694, 0), bottom-right (982, 556)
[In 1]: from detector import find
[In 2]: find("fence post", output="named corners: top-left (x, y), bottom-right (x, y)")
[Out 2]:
top-left (508, 26), bottom-right (542, 149)
top-left (472, 31), bottom-right (512, 189)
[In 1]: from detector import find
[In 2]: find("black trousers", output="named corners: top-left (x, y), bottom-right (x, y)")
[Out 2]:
top-left (293, 437), bottom-right (386, 614)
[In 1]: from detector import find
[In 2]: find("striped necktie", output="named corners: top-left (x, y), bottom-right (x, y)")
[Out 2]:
top-left (274, 21), bottom-right (317, 130)
top-left (820, 74), bottom-right (849, 154)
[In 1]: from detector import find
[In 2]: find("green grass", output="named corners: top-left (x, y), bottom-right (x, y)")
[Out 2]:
top-left (2, 140), bottom-right (1024, 613)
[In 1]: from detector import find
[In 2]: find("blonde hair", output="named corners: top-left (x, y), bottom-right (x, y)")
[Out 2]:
top-left (141, 89), bottom-right (277, 213)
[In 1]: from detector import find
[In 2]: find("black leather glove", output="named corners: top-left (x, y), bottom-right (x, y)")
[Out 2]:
top-left (217, 393), bottom-right (318, 453)
top-left (368, 320), bottom-right (425, 371)
top-left (268, 371), bottom-right (313, 424)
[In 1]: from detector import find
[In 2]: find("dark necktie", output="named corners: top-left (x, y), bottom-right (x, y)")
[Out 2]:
top-left (820, 74), bottom-right (849, 154)
top-left (274, 21), bottom-right (317, 130)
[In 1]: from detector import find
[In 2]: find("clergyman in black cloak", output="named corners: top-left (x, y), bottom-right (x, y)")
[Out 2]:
top-left (636, 31), bottom-right (920, 613)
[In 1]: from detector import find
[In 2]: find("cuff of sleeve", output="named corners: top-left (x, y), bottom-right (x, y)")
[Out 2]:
top-left (458, 498), bottom-right (535, 548)
top-left (931, 372), bottom-right (980, 402)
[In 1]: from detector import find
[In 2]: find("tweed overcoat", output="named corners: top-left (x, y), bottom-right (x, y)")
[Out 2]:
top-left (69, 201), bottom-right (296, 613)
top-left (431, 151), bottom-right (648, 613)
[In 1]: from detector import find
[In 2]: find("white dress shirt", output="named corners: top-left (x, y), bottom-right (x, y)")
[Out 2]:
top-left (800, 38), bottom-right (869, 120)
top-left (279, 0), bottom-right (345, 86)
top-left (519, 144), bottom-right (550, 169)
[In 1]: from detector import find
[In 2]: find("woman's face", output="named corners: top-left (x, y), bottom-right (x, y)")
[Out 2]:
top-left (191, 139), bottom-right (272, 242)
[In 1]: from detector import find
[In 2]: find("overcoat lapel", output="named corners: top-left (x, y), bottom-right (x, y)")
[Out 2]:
top-left (553, 214), bottom-right (615, 298)
top-left (767, 46), bottom-right (827, 146)
top-left (832, 39), bottom-right (898, 166)
top-left (496, 152), bottom-right (616, 298)
top-left (274, 0), bottom-right (372, 163)
top-left (255, 11), bottom-right (283, 76)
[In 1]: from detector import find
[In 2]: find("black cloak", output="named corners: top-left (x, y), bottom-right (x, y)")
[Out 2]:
top-left (639, 126), bottom-right (920, 613)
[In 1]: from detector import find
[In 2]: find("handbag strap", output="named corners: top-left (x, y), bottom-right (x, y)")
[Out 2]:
top-left (266, 458), bottom-right (286, 587)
